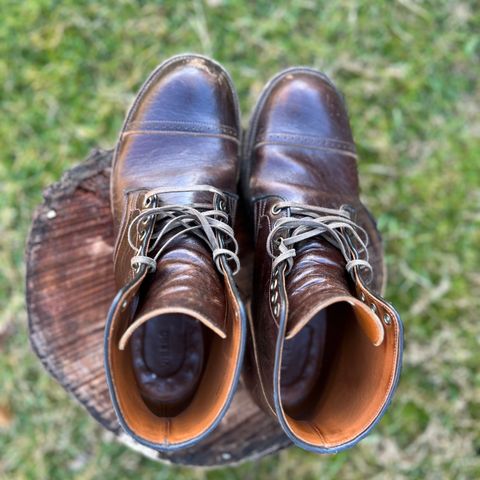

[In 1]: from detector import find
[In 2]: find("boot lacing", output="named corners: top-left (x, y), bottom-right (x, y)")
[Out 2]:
top-left (127, 185), bottom-right (240, 276)
top-left (267, 202), bottom-right (373, 284)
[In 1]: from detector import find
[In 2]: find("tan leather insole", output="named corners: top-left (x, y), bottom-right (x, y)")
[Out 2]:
top-left (131, 313), bottom-right (206, 416)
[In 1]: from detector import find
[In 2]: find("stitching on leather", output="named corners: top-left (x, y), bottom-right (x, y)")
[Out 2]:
top-left (221, 280), bottom-right (229, 332)
top-left (113, 194), bottom-right (132, 265)
top-left (226, 195), bottom-right (238, 224)
top-left (260, 200), bottom-right (266, 234)
top-left (253, 201), bottom-right (259, 237)
top-left (250, 191), bottom-right (359, 205)
top-left (253, 141), bottom-right (358, 159)
top-left (163, 418), bottom-right (170, 445)
top-left (254, 200), bottom-right (265, 237)
top-left (256, 132), bottom-right (356, 152)
top-left (253, 202), bottom-right (258, 234)
top-left (123, 187), bottom-right (239, 202)
top-left (259, 199), bottom-right (267, 235)
top-left (246, 308), bottom-right (277, 417)
top-left (121, 130), bottom-right (240, 144)
top-left (126, 119), bottom-right (238, 137)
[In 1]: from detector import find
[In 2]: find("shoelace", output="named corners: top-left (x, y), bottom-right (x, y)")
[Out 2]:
top-left (266, 202), bottom-right (373, 284)
top-left (127, 185), bottom-right (240, 276)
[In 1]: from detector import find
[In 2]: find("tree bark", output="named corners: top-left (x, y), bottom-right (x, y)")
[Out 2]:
top-left (26, 149), bottom-right (290, 467)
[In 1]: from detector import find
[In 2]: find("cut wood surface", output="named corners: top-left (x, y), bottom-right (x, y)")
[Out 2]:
top-left (26, 148), bottom-right (290, 467)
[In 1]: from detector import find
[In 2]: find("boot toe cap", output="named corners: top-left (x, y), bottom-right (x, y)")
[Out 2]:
top-left (254, 69), bottom-right (354, 145)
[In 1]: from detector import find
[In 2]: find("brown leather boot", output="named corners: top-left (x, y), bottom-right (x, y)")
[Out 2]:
top-left (104, 54), bottom-right (246, 451)
top-left (243, 67), bottom-right (403, 453)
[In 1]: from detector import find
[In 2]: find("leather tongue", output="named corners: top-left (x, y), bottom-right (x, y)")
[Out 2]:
top-left (285, 239), bottom-right (384, 346)
top-left (119, 236), bottom-right (227, 350)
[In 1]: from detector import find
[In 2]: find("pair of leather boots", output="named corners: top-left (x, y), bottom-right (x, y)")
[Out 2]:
top-left (104, 54), bottom-right (403, 454)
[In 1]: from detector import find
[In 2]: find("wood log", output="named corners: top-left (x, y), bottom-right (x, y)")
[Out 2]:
top-left (26, 148), bottom-right (290, 467)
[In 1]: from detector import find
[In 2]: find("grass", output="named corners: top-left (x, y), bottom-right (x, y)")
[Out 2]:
top-left (1, 0), bottom-right (479, 478)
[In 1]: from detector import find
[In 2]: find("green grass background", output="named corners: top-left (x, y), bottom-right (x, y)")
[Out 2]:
top-left (1, 0), bottom-right (479, 478)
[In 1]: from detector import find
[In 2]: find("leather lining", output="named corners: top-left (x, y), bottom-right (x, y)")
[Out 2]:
top-left (285, 295), bottom-right (384, 346)
top-left (277, 301), bottom-right (400, 448)
top-left (105, 54), bottom-right (246, 451)
top-left (106, 274), bottom-right (242, 445)
top-left (243, 66), bottom-right (403, 453)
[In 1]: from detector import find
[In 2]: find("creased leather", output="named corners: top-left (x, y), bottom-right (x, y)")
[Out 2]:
top-left (243, 68), bottom-right (403, 453)
top-left (104, 55), bottom-right (246, 452)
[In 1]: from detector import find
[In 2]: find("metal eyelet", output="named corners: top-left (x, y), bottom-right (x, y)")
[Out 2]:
top-left (218, 199), bottom-right (227, 212)
top-left (370, 303), bottom-right (377, 314)
top-left (121, 300), bottom-right (128, 311)
top-left (143, 196), bottom-right (152, 208)
top-left (273, 303), bottom-right (280, 317)
top-left (360, 292), bottom-right (365, 302)
top-left (341, 204), bottom-right (356, 218)
top-left (138, 229), bottom-right (146, 241)
top-left (270, 277), bottom-right (278, 291)
top-left (383, 313), bottom-right (392, 325)
top-left (274, 236), bottom-right (284, 246)
top-left (270, 204), bottom-right (281, 215)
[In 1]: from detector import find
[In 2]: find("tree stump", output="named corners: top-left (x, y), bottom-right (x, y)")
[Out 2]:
top-left (26, 149), bottom-right (290, 467)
